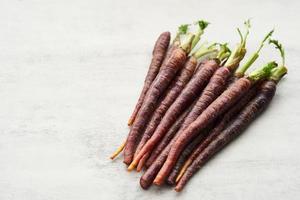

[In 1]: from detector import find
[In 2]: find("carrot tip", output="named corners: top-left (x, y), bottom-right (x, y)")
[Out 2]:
top-left (176, 160), bottom-right (191, 183)
top-left (136, 162), bottom-right (143, 172)
top-left (175, 174), bottom-right (182, 183)
top-left (110, 152), bottom-right (120, 160)
top-left (153, 177), bottom-right (163, 186)
top-left (127, 118), bottom-right (134, 126)
top-left (136, 167), bottom-right (142, 172)
top-left (110, 141), bottom-right (126, 160)
top-left (110, 156), bottom-right (115, 160)
top-left (127, 161), bottom-right (137, 171)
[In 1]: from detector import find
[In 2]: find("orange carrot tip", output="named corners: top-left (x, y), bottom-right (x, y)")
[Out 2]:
top-left (176, 159), bottom-right (192, 183)
top-left (110, 141), bottom-right (126, 160)
top-left (136, 154), bottom-right (148, 172)
top-left (153, 175), bottom-right (164, 186)
top-left (127, 160), bottom-right (138, 171)
top-left (136, 164), bottom-right (142, 172)
top-left (136, 161), bottom-right (143, 172)
top-left (127, 118), bottom-right (134, 126)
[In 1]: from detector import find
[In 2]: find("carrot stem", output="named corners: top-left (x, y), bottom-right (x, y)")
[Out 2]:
top-left (269, 39), bottom-right (286, 66)
top-left (270, 66), bottom-right (287, 82)
top-left (110, 141), bottom-right (126, 160)
top-left (193, 43), bottom-right (218, 59)
top-left (173, 24), bottom-right (190, 45)
top-left (191, 20), bottom-right (209, 49)
top-left (224, 19), bottom-right (251, 70)
top-left (235, 29), bottom-right (274, 77)
top-left (216, 43), bottom-right (231, 62)
top-left (248, 61), bottom-right (278, 82)
top-left (180, 33), bottom-right (195, 53)
top-left (268, 39), bottom-right (287, 81)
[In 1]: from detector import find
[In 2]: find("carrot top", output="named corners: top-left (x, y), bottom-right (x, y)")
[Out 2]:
top-left (192, 42), bottom-right (218, 59)
top-left (269, 39), bottom-right (285, 66)
top-left (216, 43), bottom-right (231, 64)
top-left (269, 39), bottom-right (287, 82)
top-left (173, 24), bottom-right (190, 45)
top-left (191, 20), bottom-right (210, 49)
top-left (270, 66), bottom-right (287, 82)
top-left (192, 42), bottom-right (231, 63)
top-left (248, 61), bottom-right (278, 82)
top-left (180, 33), bottom-right (195, 53)
top-left (235, 29), bottom-right (274, 77)
top-left (224, 19), bottom-right (251, 70)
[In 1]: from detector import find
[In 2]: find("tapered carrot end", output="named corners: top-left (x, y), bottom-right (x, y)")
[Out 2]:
top-left (127, 161), bottom-right (138, 171)
top-left (127, 117), bottom-right (134, 126)
top-left (110, 150), bottom-right (121, 160)
top-left (175, 173), bottom-right (183, 183)
top-left (140, 177), bottom-right (151, 190)
top-left (136, 165), bottom-right (143, 172)
top-left (110, 141), bottom-right (126, 160)
top-left (153, 177), bottom-right (163, 186)
top-left (176, 160), bottom-right (191, 183)
top-left (136, 161), bottom-right (143, 172)
top-left (174, 186), bottom-right (182, 192)
top-left (136, 154), bottom-right (149, 172)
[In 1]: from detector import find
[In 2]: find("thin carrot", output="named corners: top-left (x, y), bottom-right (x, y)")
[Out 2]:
top-left (154, 62), bottom-right (277, 185)
top-left (175, 65), bottom-right (287, 191)
top-left (136, 152), bottom-right (148, 172)
top-left (128, 43), bottom-right (227, 170)
top-left (123, 34), bottom-right (195, 165)
top-left (128, 32), bottom-right (171, 126)
top-left (128, 24), bottom-right (191, 127)
top-left (110, 141), bottom-right (126, 160)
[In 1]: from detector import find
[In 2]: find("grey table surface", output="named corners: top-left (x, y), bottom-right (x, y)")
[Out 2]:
top-left (0, 0), bottom-right (299, 199)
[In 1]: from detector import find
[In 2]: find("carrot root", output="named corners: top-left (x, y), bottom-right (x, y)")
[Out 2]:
top-left (176, 159), bottom-right (192, 183)
top-left (127, 117), bottom-right (134, 126)
top-left (110, 141), bottom-right (126, 160)
top-left (136, 153), bottom-right (149, 172)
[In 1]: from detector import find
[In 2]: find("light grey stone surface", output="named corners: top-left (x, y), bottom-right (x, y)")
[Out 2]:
top-left (0, 0), bottom-right (299, 199)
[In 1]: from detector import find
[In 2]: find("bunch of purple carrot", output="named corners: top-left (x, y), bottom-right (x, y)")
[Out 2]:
top-left (110, 20), bottom-right (287, 192)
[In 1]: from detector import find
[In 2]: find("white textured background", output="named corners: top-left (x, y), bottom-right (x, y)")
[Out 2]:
top-left (0, 0), bottom-right (299, 199)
